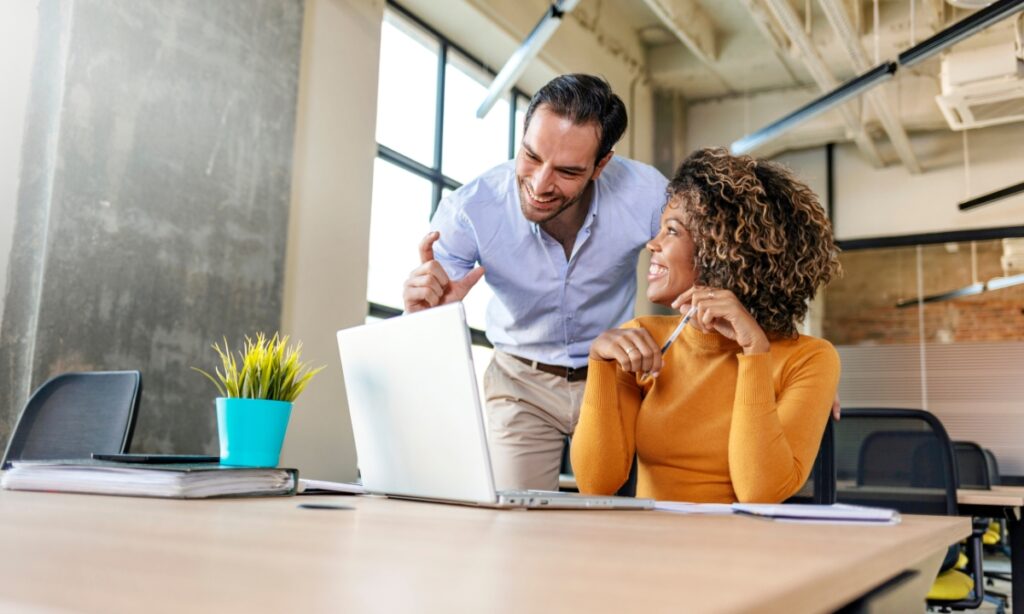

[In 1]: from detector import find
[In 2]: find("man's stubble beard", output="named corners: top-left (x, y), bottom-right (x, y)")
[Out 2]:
top-left (517, 178), bottom-right (593, 225)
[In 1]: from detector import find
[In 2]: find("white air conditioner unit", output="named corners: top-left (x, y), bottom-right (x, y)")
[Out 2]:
top-left (1002, 238), bottom-right (1024, 274)
top-left (935, 42), bottom-right (1024, 130)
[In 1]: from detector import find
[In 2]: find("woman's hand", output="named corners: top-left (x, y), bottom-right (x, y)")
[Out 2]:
top-left (589, 327), bottom-right (664, 377)
top-left (672, 286), bottom-right (770, 355)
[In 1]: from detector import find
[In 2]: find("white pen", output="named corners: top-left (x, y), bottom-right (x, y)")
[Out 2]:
top-left (640, 306), bottom-right (697, 382)
top-left (659, 306), bottom-right (698, 354)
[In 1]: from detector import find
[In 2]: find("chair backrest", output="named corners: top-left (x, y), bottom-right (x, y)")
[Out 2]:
top-left (983, 448), bottom-right (1002, 486)
top-left (835, 408), bottom-right (958, 516)
top-left (954, 441), bottom-right (991, 489)
top-left (2, 371), bottom-right (142, 468)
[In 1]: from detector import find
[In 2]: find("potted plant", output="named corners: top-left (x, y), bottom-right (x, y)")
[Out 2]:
top-left (194, 333), bottom-right (324, 467)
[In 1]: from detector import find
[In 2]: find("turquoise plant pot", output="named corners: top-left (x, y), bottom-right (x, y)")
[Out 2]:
top-left (216, 397), bottom-right (292, 467)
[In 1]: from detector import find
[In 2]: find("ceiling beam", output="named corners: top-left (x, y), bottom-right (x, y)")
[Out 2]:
top-left (818, 0), bottom-right (922, 173)
top-left (735, 0), bottom-right (803, 87)
top-left (641, 0), bottom-right (736, 94)
top-left (757, 0), bottom-right (884, 166)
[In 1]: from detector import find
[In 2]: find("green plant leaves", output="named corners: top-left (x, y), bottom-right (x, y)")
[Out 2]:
top-left (193, 333), bottom-right (325, 403)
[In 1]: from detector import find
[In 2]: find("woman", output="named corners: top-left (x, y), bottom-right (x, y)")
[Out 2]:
top-left (571, 148), bottom-right (841, 503)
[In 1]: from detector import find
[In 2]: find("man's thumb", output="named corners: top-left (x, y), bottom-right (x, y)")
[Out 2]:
top-left (455, 266), bottom-right (485, 294)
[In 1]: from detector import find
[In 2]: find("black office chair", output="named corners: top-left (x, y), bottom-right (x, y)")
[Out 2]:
top-left (983, 448), bottom-right (1002, 487)
top-left (955, 442), bottom-right (992, 490)
top-left (835, 409), bottom-right (986, 611)
top-left (953, 442), bottom-right (1013, 594)
top-left (2, 371), bottom-right (142, 469)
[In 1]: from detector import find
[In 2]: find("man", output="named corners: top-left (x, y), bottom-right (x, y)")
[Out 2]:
top-left (402, 74), bottom-right (668, 491)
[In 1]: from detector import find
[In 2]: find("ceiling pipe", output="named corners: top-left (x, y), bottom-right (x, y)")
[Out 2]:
top-left (756, 0), bottom-right (884, 166)
top-left (818, 0), bottom-right (923, 173)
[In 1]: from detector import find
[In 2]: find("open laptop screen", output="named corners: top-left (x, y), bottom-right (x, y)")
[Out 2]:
top-left (336, 303), bottom-right (499, 504)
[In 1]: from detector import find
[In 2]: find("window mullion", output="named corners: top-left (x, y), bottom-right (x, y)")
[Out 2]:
top-left (432, 43), bottom-right (447, 218)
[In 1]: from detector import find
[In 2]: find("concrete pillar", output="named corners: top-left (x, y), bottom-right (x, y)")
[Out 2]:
top-left (0, 0), bottom-right (304, 453)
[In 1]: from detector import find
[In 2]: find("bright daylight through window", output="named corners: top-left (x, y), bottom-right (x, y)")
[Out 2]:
top-left (368, 5), bottom-right (529, 339)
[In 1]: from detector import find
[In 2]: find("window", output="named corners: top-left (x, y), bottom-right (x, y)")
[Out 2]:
top-left (368, 3), bottom-right (530, 340)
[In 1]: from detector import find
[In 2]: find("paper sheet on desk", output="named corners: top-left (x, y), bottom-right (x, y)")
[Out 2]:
top-left (732, 503), bottom-right (901, 525)
top-left (297, 479), bottom-right (366, 495)
top-left (654, 501), bottom-right (735, 515)
top-left (653, 501), bottom-right (901, 524)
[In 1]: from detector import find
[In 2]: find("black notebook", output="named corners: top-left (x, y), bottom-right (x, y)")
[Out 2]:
top-left (0, 460), bottom-right (298, 499)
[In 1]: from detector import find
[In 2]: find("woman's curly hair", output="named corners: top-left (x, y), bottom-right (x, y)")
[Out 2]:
top-left (667, 148), bottom-right (841, 338)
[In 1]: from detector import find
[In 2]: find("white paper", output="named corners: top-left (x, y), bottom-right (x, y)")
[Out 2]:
top-left (731, 503), bottom-right (901, 524)
top-left (654, 501), bottom-right (735, 515)
top-left (297, 478), bottom-right (366, 495)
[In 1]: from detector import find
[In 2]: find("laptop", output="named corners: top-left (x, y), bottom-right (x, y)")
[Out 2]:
top-left (336, 303), bottom-right (653, 510)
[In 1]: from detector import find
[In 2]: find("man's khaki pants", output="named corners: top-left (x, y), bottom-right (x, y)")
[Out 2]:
top-left (483, 351), bottom-right (587, 491)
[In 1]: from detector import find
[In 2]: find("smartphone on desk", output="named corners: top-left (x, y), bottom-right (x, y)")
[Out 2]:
top-left (91, 453), bottom-right (220, 464)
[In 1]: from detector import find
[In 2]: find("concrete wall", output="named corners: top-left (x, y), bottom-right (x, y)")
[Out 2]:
top-left (0, 0), bottom-right (304, 453)
top-left (0, 2), bottom-right (39, 328)
top-left (279, 0), bottom-right (383, 482)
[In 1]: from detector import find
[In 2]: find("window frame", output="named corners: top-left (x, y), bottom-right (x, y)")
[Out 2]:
top-left (368, 2), bottom-right (532, 347)
top-left (376, 1), bottom-right (529, 218)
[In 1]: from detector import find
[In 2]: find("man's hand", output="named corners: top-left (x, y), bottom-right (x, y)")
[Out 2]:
top-left (832, 393), bottom-right (841, 421)
top-left (402, 231), bottom-right (485, 313)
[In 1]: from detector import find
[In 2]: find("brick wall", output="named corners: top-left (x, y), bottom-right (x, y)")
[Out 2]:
top-left (823, 240), bottom-right (1024, 345)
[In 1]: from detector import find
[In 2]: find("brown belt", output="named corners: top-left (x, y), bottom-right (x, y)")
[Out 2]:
top-left (509, 354), bottom-right (588, 382)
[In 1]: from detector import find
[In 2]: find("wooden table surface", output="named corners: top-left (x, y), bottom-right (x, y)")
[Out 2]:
top-left (0, 491), bottom-right (968, 614)
top-left (958, 485), bottom-right (1024, 507)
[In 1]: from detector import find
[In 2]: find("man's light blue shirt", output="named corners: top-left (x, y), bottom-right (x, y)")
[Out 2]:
top-left (430, 156), bottom-right (668, 369)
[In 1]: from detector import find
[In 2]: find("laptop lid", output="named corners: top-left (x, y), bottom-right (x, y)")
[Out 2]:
top-left (336, 303), bottom-right (499, 504)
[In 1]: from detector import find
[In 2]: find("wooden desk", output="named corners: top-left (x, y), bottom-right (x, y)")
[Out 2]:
top-left (0, 491), bottom-right (967, 613)
top-left (958, 486), bottom-right (1024, 612)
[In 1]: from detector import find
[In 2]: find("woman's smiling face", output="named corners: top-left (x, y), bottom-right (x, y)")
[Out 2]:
top-left (646, 198), bottom-right (697, 306)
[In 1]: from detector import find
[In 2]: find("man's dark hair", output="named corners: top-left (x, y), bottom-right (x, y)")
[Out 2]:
top-left (523, 74), bottom-right (627, 164)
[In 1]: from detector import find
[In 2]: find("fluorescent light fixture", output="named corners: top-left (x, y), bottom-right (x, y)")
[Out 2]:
top-left (476, 0), bottom-right (580, 119)
top-left (898, 0), bottom-right (1024, 68)
top-left (894, 273), bottom-right (1024, 307)
top-left (895, 282), bottom-right (985, 307)
top-left (731, 0), bottom-right (1024, 155)
top-left (731, 62), bottom-right (897, 155)
top-left (986, 272), bottom-right (1024, 290)
top-left (959, 180), bottom-right (1024, 210)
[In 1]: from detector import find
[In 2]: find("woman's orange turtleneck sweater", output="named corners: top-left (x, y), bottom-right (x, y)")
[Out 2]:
top-left (571, 316), bottom-right (840, 503)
